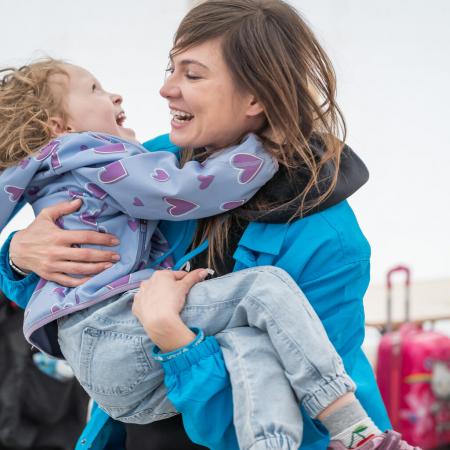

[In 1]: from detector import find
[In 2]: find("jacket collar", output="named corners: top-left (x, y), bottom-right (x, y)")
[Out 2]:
top-left (236, 221), bottom-right (290, 256)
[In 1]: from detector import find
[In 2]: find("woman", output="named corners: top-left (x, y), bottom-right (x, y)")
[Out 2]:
top-left (1, 1), bottom-right (392, 449)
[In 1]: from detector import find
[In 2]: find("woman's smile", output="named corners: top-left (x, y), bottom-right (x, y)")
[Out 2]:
top-left (170, 107), bottom-right (195, 127)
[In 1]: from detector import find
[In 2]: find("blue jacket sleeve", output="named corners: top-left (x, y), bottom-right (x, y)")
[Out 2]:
top-left (0, 232), bottom-right (39, 307)
top-left (159, 337), bottom-right (239, 450)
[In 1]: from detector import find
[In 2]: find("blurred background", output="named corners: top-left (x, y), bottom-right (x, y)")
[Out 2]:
top-left (1, 0), bottom-right (449, 332)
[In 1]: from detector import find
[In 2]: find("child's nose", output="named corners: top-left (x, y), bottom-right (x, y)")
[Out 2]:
top-left (111, 93), bottom-right (123, 105)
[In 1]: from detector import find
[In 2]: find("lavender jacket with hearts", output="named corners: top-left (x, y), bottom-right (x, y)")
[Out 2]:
top-left (0, 131), bottom-right (277, 356)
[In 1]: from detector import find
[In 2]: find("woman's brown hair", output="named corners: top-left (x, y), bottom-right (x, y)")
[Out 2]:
top-left (174, 0), bottom-right (347, 269)
top-left (0, 58), bottom-right (68, 170)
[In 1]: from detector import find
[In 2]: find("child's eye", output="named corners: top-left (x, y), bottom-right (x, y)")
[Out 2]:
top-left (92, 83), bottom-right (97, 92)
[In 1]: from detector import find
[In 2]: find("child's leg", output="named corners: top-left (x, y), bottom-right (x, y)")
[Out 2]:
top-left (183, 266), bottom-right (384, 449)
top-left (182, 266), bottom-right (355, 418)
top-left (217, 327), bottom-right (303, 450)
top-left (57, 290), bottom-right (177, 424)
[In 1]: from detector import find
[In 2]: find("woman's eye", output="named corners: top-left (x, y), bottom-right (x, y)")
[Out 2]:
top-left (186, 73), bottom-right (201, 80)
top-left (92, 83), bottom-right (97, 92)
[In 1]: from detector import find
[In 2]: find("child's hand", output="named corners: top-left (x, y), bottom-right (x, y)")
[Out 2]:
top-left (132, 269), bottom-right (209, 352)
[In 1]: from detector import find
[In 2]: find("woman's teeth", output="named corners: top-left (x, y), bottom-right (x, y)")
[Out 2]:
top-left (170, 109), bottom-right (194, 124)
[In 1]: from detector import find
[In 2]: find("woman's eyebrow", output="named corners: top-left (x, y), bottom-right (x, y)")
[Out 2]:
top-left (178, 59), bottom-right (210, 71)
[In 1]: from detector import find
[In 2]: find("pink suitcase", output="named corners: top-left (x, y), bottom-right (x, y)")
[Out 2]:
top-left (376, 266), bottom-right (450, 448)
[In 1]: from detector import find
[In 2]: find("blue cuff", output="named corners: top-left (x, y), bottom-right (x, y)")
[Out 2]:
top-left (0, 231), bottom-right (39, 308)
top-left (155, 335), bottom-right (222, 375)
top-left (152, 327), bottom-right (205, 362)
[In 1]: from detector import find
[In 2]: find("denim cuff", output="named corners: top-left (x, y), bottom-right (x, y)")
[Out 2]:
top-left (155, 335), bottom-right (221, 375)
top-left (302, 372), bottom-right (356, 418)
top-left (152, 327), bottom-right (205, 362)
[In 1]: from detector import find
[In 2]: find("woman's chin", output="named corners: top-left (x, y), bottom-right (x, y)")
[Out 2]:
top-left (169, 130), bottom-right (195, 148)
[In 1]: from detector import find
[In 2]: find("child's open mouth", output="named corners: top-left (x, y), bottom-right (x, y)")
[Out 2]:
top-left (116, 111), bottom-right (126, 127)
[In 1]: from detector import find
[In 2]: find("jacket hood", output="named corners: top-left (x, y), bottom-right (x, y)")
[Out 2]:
top-left (231, 140), bottom-right (369, 224)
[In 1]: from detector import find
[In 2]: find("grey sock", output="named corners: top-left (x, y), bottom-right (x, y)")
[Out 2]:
top-left (320, 400), bottom-right (371, 438)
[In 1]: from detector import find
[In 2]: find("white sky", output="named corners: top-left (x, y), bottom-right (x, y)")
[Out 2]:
top-left (1, 0), bottom-right (449, 283)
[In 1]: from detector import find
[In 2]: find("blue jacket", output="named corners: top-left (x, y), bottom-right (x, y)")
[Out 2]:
top-left (0, 134), bottom-right (390, 450)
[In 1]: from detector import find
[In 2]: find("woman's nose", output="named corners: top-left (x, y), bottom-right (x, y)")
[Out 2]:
top-left (160, 78), bottom-right (181, 99)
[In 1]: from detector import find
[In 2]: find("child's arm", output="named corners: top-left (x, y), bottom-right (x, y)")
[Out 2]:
top-left (78, 133), bottom-right (277, 221)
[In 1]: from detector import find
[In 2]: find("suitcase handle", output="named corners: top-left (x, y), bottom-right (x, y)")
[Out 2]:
top-left (386, 265), bottom-right (411, 331)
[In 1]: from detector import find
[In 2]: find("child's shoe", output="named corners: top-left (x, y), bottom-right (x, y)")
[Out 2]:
top-left (328, 430), bottom-right (421, 450)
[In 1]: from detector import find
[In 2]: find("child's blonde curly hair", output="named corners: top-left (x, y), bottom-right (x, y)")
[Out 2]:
top-left (0, 58), bottom-right (68, 169)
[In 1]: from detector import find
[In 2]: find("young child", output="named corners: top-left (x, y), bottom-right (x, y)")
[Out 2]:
top-left (0, 59), bottom-right (419, 450)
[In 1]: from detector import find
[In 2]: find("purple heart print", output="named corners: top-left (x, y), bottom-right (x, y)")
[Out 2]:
top-left (98, 161), bottom-right (128, 184)
top-left (151, 168), bottom-right (170, 182)
top-left (164, 197), bottom-right (199, 217)
top-left (221, 200), bottom-right (246, 210)
top-left (94, 143), bottom-right (127, 154)
top-left (197, 175), bottom-right (215, 190)
top-left (4, 185), bottom-right (24, 202)
top-left (230, 153), bottom-right (264, 184)
top-left (86, 183), bottom-right (108, 199)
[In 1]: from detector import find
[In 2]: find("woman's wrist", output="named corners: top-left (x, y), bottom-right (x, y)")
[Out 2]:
top-left (9, 255), bottom-right (31, 277)
top-left (144, 314), bottom-right (196, 353)
top-left (9, 230), bottom-right (31, 275)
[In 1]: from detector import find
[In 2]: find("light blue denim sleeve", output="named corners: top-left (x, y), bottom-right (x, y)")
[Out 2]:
top-left (157, 336), bottom-right (239, 450)
top-left (0, 231), bottom-right (39, 308)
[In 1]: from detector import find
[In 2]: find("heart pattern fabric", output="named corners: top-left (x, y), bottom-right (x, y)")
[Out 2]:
top-left (98, 161), bottom-right (128, 184)
top-left (151, 168), bottom-right (170, 182)
top-left (164, 197), bottom-right (199, 217)
top-left (230, 153), bottom-right (264, 184)
top-left (86, 183), bottom-right (108, 200)
top-left (198, 175), bottom-right (215, 190)
top-left (4, 185), bottom-right (24, 202)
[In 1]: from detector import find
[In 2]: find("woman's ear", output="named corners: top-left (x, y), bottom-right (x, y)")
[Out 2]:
top-left (245, 96), bottom-right (264, 117)
top-left (48, 116), bottom-right (70, 137)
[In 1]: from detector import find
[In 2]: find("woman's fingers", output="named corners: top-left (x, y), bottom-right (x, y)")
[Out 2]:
top-left (40, 198), bottom-right (83, 221)
top-left (178, 269), bottom-right (210, 290)
top-left (52, 261), bottom-right (114, 276)
top-left (59, 229), bottom-right (119, 247)
top-left (53, 246), bottom-right (120, 263)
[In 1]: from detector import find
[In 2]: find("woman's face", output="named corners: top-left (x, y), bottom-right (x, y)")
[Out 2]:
top-left (160, 39), bottom-right (264, 150)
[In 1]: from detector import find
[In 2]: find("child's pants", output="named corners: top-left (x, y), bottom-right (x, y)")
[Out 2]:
top-left (58, 266), bottom-right (355, 450)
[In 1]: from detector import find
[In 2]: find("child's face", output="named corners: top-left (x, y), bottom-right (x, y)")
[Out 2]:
top-left (51, 64), bottom-right (136, 141)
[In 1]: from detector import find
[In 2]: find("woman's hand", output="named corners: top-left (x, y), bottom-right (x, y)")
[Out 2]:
top-left (9, 199), bottom-right (121, 287)
top-left (133, 269), bottom-right (209, 352)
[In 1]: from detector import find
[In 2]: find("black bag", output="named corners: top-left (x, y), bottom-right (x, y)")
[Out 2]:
top-left (0, 292), bottom-right (89, 450)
